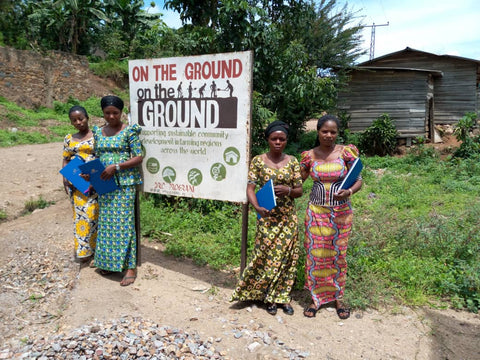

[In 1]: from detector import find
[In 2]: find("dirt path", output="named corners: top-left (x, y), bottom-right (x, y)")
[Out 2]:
top-left (1, 143), bottom-right (479, 359)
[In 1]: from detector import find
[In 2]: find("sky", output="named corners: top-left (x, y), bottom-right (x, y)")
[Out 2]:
top-left (145, 0), bottom-right (480, 63)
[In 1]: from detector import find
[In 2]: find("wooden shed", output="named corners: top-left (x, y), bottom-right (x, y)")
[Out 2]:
top-left (337, 47), bottom-right (480, 141)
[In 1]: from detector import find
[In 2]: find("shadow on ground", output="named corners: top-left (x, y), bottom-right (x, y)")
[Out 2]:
top-left (424, 307), bottom-right (480, 359)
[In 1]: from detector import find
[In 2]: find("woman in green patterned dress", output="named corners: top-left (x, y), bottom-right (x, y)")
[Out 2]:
top-left (231, 121), bottom-right (303, 315)
top-left (93, 95), bottom-right (143, 286)
top-left (62, 106), bottom-right (98, 264)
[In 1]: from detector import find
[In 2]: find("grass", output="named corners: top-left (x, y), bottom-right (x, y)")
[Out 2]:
top-left (0, 93), bottom-right (127, 147)
top-left (23, 196), bottom-right (55, 215)
top-left (141, 145), bottom-right (480, 313)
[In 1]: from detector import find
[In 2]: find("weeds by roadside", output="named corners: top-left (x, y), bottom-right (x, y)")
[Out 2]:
top-left (22, 196), bottom-right (55, 215)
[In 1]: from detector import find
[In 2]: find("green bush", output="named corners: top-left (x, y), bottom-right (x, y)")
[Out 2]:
top-left (89, 59), bottom-right (129, 87)
top-left (359, 113), bottom-right (398, 156)
top-left (453, 112), bottom-right (480, 159)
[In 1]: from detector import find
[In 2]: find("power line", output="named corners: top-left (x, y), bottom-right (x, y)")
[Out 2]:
top-left (364, 22), bottom-right (389, 60)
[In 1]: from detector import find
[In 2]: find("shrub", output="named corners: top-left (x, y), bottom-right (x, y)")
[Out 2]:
top-left (453, 112), bottom-right (480, 159)
top-left (359, 114), bottom-right (398, 156)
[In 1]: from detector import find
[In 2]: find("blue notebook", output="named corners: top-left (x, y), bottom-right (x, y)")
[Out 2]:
top-left (79, 159), bottom-right (119, 195)
top-left (255, 179), bottom-right (276, 219)
top-left (339, 157), bottom-right (363, 190)
top-left (59, 156), bottom-right (90, 194)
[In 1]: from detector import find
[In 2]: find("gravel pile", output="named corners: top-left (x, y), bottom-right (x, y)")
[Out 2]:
top-left (0, 246), bottom-right (77, 347)
top-left (1, 316), bottom-right (228, 359)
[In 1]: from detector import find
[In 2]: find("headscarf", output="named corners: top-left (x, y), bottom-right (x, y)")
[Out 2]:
top-left (264, 120), bottom-right (289, 139)
top-left (68, 105), bottom-right (88, 118)
top-left (100, 95), bottom-right (124, 111)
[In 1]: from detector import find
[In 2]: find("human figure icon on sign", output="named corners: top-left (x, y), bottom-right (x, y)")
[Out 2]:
top-left (199, 83), bottom-right (206, 98)
top-left (224, 80), bottom-right (234, 97)
top-left (210, 81), bottom-right (217, 98)
top-left (177, 82), bottom-right (183, 98)
top-left (188, 82), bottom-right (196, 98)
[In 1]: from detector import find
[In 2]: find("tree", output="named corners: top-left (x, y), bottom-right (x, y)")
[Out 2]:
top-left (0, 0), bottom-right (35, 49)
top-left (26, 0), bottom-right (107, 54)
top-left (163, 0), bottom-right (364, 141)
top-left (164, 0), bottom-right (219, 27)
top-left (102, 0), bottom-right (161, 59)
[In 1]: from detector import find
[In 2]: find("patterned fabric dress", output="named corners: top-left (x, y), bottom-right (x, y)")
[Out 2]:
top-left (300, 145), bottom-right (360, 308)
top-left (92, 124), bottom-right (143, 272)
top-left (62, 134), bottom-right (98, 259)
top-left (231, 155), bottom-right (302, 304)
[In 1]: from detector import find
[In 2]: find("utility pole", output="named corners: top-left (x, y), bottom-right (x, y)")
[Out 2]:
top-left (364, 22), bottom-right (389, 60)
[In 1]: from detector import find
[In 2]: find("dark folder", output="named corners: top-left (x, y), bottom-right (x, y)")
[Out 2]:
top-left (79, 159), bottom-right (119, 195)
top-left (255, 179), bottom-right (276, 219)
top-left (339, 157), bottom-right (363, 190)
top-left (59, 156), bottom-right (90, 194)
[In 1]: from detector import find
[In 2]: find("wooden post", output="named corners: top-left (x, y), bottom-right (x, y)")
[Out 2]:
top-left (240, 202), bottom-right (249, 272)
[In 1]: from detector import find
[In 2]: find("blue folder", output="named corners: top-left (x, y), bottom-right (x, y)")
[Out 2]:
top-left (255, 179), bottom-right (277, 219)
top-left (59, 156), bottom-right (90, 194)
top-left (79, 159), bottom-right (119, 195)
top-left (339, 157), bottom-right (363, 190)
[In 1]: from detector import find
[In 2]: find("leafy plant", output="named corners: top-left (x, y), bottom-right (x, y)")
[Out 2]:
top-left (453, 112), bottom-right (480, 159)
top-left (359, 113), bottom-right (398, 156)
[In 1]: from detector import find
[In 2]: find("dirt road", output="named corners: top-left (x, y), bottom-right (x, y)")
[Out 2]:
top-left (0, 143), bottom-right (479, 359)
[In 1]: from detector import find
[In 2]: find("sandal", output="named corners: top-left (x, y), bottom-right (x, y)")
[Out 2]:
top-left (336, 307), bottom-right (351, 320)
top-left (98, 269), bottom-right (115, 276)
top-left (303, 306), bottom-right (318, 318)
top-left (120, 275), bottom-right (136, 286)
top-left (281, 303), bottom-right (294, 315)
top-left (266, 303), bottom-right (277, 315)
top-left (120, 269), bottom-right (137, 287)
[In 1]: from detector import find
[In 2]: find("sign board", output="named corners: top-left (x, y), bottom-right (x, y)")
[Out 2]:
top-left (129, 51), bottom-right (252, 203)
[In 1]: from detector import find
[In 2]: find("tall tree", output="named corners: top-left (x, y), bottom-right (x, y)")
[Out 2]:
top-left (163, 0), bottom-right (364, 141)
top-left (55, 0), bottom-right (107, 54)
top-left (27, 0), bottom-right (107, 54)
top-left (102, 0), bottom-right (160, 58)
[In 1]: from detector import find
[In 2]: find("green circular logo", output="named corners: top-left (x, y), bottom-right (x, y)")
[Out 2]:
top-left (145, 157), bottom-right (160, 174)
top-left (188, 168), bottom-right (203, 186)
top-left (210, 163), bottom-right (226, 181)
top-left (223, 147), bottom-right (240, 165)
top-left (162, 166), bottom-right (176, 183)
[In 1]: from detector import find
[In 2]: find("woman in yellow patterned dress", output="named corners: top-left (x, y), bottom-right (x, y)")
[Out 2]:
top-left (300, 114), bottom-right (362, 320)
top-left (231, 121), bottom-right (303, 316)
top-left (62, 106), bottom-right (98, 263)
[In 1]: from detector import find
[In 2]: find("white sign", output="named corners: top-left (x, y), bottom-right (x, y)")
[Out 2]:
top-left (129, 51), bottom-right (252, 203)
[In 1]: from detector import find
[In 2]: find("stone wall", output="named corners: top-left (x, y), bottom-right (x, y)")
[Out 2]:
top-left (0, 46), bottom-right (119, 109)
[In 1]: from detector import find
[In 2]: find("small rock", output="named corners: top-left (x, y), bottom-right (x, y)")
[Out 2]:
top-left (247, 342), bottom-right (261, 352)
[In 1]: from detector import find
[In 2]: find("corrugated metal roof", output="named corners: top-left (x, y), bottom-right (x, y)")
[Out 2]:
top-left (359, 47), bottom-right (480, 66)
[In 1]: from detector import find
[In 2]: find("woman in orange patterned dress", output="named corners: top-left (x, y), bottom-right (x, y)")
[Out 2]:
top-left (300, 115), bottom-right (362, 319)
top-left (231, 121), bottom-right (303, 316)
top-left (62, 106), bottom-right (98, 264)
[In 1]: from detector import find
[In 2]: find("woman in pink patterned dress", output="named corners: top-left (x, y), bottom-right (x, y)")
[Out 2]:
top-left (300, 114), bottom-right (362, 319)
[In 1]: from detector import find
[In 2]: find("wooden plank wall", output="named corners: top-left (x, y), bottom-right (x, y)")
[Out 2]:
top-left (338, 70), bottom-right (428, 136)
top-left (367, 52), bottom-right (478, 124)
